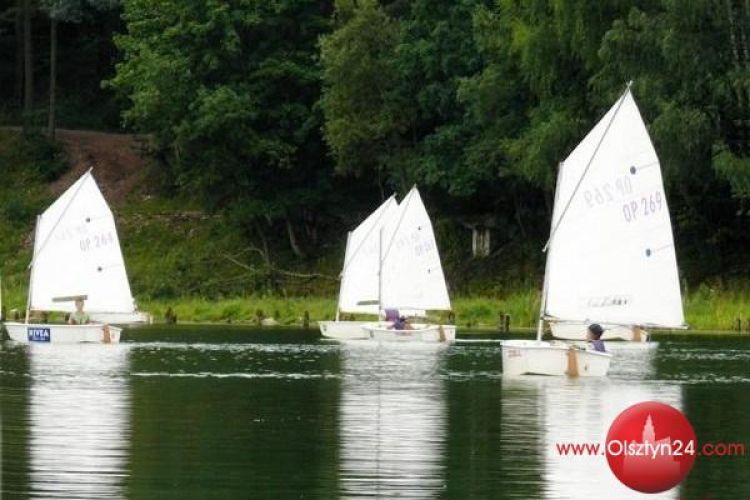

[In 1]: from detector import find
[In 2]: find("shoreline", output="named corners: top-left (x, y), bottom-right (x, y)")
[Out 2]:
top-left (122, 321), bottom-right (750, 337)
top-left (3, 289), bottom-right (749, 336)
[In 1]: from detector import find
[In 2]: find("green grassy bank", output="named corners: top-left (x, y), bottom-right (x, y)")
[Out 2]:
top-left (134, 287), bottom-right (750, 332)
top-left (4, 286), bottom-right (746, 333)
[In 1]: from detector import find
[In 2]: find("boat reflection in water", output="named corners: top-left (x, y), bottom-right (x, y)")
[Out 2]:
top-left (26, 343), bottom-right (130, 498)
top-left (503, 341), bottom-right (684, 499)
top-left (338, 341), bottom-right (447, 497)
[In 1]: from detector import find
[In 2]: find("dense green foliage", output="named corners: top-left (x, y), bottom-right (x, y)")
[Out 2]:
top-left (0, 0), bottom-right (123, 129)
top-left (0, 0), bottom-right (749, 305)
top-left (107, 0), bottom-right (339, 261)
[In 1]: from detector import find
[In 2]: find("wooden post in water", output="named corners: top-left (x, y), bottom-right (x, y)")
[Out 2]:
top-left (165, 307), bottom-right (177, 324)
top-left (504, 314), bottom-right (511, 333)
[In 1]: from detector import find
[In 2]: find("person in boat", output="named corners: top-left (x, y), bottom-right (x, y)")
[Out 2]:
top-left (391, 315), bottom-right (413, 331)
top-left (586, 323), bottom-right (606, 352)
top-left (68, 298), bottom-right (91, 325)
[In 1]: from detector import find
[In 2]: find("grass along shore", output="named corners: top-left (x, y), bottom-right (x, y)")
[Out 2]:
top-left (2, 285), bottom-right (749, 332)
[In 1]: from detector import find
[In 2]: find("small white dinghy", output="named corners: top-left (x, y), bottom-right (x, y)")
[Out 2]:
top-left (362, 187), bottom-right (455, 343)
top-left (5, 169), bottom-right (142, 344)
top-left (502, 339), bottom-right (611, 377)
top-left (503, 84), bottom-right (686, 376)
top-left (319, 196), bottom-right (400, 340)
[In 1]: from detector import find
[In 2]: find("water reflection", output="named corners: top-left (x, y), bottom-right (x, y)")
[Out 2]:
top-left (126, 341), bottom-right (340, 497)
top-left (1, 342), bottom-right (32, 497)
top-left (338, 342), bottom-right (447, 498)
top-left (499, 341), bottom-right (682, 499)
top-left (442, 341), bottom-right (542, 499)
top-left (27, 344), bottom-right (130, 499)
top-left (540, 378), bottom-right (681, 499)
top-left (1, 331), bottom-right (749, 499)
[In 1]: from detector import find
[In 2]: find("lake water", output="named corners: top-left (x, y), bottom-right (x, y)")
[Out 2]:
top-left (1, 328), bottom-right (749, 499)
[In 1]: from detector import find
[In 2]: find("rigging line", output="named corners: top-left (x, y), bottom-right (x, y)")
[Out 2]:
top-left (543, 82), bottom-right (633, 252)
top-left (29, 167), bottom-right (94, 269)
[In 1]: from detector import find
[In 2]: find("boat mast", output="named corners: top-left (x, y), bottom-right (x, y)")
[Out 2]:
top-left (378, 226), bottom-right (384, 319)
top-left (336, 231), bottom-right (353, 322)
top-left (537, 163), bottom-right (565, 342)
top-left (25, 214), bottom-right (41, 324)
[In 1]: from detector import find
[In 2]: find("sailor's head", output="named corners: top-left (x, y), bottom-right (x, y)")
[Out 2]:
top-left (75, 298), bottom-right (85, 311)
top-left (587, 323), bottom-right (604, 340)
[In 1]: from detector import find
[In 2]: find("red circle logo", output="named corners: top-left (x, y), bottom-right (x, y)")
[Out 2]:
top-left (606, 401), bottom-right (696, 493)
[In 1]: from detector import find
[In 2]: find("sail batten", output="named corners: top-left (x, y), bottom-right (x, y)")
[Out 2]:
top-left (29, 172), bottom-right (136, 314)
top-left (543, 88), bottom-right (684, 327)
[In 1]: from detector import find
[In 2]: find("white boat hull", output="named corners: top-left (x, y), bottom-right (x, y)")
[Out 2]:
top-left (89, 311), bottom-right (152, 325)
top-left (502, 339), bottom-right (611, 377)
top-left (5, 322), bottom-right (123, 344)
top-left (363, 323), bottom-right (456, 343)
top-left (549, 322), bottom-right (649, 342)
top-left (318, 321), bottom-right (370, 340)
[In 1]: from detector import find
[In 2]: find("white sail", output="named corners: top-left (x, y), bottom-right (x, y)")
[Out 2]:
top-left (543, 88), bottom-right (684, 328)
top-left (380, 187), bottom-right (451, 312)
top-left (29, 170), bottom-right (136, 314)
top-left (337, 196), bottom-right (400, 315)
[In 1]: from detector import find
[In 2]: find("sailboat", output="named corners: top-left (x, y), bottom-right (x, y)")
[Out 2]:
top-left (5, 169), bottom-right (146, 343)
top-left (363, 186), bottom-right (456, 343)
top-left (319, 196), bottom-right (400, 340)
top-left (503, 84), bottom-right (685, 376)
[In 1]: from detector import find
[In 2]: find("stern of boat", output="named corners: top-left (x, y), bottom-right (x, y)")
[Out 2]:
top-left (5, 322), bottom-right (123, 344)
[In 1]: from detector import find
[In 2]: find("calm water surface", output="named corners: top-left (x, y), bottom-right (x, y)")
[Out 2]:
top-left (1, 328), bottom-right (749, 499)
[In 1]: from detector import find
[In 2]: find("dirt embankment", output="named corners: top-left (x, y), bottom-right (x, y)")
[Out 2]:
top-left (51, 129), bottom-right (151, 207)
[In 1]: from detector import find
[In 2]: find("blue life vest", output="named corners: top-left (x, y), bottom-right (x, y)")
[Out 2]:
top-left (591, 339), bottom-right (606, 352)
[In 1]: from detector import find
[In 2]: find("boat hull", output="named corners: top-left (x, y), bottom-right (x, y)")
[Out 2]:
top-left (363, 323), bottom-right (456, 343)
top-left (501, 339), bottom-right (611, 377)
top-left (549, 322), bottom-right (649, 342)
top-left (5, 322), bottom-right (123, 344)
top-left (318, 321), bottom-right (370, 340)
top-left (88, 311), bottom-right (152, 325)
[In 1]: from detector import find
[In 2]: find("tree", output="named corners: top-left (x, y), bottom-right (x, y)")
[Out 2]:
top-left (592, 0), bottom-right (750, 277)
top-left (109, 0), bottom-right (334, 259)
top-left (320, 0), bottom-right (404, 191)
top-left (22, 0), bottom-right (33, 135)
top-left (322, 0), bottom-right (498, 197)
top-left (39, 0), bottom-right (119, 139)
